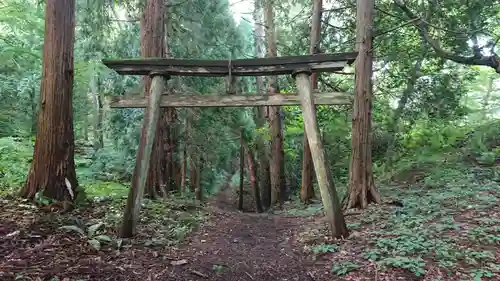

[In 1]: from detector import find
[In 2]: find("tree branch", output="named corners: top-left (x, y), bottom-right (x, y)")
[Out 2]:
top-left (393, 0), bottom-right (500, 73)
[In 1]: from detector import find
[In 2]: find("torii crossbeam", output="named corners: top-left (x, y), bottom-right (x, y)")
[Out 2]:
top-left (103, 51), bottom-right (357, 237)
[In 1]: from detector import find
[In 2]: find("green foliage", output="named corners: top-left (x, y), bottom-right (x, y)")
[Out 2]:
top-left (331, 261), bottom-right (361, 276)
top-left (0, 137), bottom-right (33, 194)
top-left (59, 222), bottom-right (115, 251)
top-left (311, 243), bottom-right (339, 254)
top-left (356, 165), bottom-right (500, 276)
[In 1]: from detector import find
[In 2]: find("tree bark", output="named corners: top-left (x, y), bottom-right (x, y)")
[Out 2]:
top-left (246, 147), bottom-right (263, 213)
top-left (194, 154), bottom-right (203, 201)
top-left (21, 0), bottom-right (78, 202)
top-left (180, 123), bottom-right (187, 192)
top-left (253, 0), bottom-right (271, 210)
top-left (264, 0), bottom-right (285, 207)
top-left (238, 130), bottom-right (245, 211)
top-left (301, 0), bottom-right (323, 203)
top-left (140, 0), bottom-right (170, 199)
top-left (166, 108), bottom-right (178, 191)
top-left (347, 0), bottom-right (381, 209)
top-left (189, 156), bottom-right (197, 193)
top-left (90, 72), bottom-right (104, 151)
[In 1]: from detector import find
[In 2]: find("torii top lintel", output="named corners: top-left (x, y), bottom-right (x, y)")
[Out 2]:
top-left (102, 52), bottom-right (358, 77)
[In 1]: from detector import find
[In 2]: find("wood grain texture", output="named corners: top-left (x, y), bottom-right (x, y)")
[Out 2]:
top-left (295, 72), bottom-right (348, 238)
top-left (108, 92), bottom-right (351, 108)
top-left (102, 52), bottom-right (357, 76)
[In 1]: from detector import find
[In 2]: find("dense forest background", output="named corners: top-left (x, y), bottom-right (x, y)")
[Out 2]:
top-left (1, 0), bottom-right (498, 200)
top-left (0, 0), bottom-right (499, 280)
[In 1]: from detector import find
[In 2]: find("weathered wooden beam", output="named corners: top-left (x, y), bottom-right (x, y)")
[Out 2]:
top-left (119, 75), bottom-right (167, 238)
top-left (102, 52), bottom-right (358, 76)
top-left (294, 69), bottom-right (349, 238)
top-left (108, 92), bottom-right (352, 108)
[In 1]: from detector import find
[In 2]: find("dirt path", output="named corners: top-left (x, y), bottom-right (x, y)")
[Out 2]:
top-left (0, 198), bottom-right (331, 281)
top-left (167, 206), bottom-right (319, 281)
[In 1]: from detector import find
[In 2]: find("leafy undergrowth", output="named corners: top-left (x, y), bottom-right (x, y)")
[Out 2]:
top-left (0, 188), bottom-right (206, 281)
top-left (293, 165), bottom-right (500, 281)
top-left (1, 140), bottom-right (500, 281)
top-left (0, 137), bottom-right (33, 196)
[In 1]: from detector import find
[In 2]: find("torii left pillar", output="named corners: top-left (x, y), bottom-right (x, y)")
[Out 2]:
top-left (120, 73), bottom-right (169, 238)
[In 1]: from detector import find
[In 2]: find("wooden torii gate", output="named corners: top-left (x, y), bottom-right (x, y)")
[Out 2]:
top-left (102, 51), bottom-right (357, 237)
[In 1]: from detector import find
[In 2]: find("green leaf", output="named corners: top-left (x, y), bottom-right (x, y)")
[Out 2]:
top-left (116, 238), bottom-right (123, 249)
top-left (94, 234), bottom-right (113, 243)
top-left (88, 239), bottom-right (101, 251)
top-left (87, 222), bottom-right (104, 237)
top-left (59, 225), bottom-right (85, 237)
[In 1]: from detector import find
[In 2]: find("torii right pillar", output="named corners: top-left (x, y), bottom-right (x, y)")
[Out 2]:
top-left (293, 69), bottom-right (349, 238)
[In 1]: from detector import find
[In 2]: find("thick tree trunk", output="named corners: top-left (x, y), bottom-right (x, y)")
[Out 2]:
top-left (140, 0), bottom-right (170, 199)
top-left (253, 0), bottom-right (271, 210)
top-left (347, 0), bottom-right (381, 209)
top-left (246, 147), bottom-right (263, 213)
top-left (21, 0), bottom-right (78, 202)
top-left (264, 0), bottom-right (285, 206)
top-left (301, 0), bottom-right (322, 203)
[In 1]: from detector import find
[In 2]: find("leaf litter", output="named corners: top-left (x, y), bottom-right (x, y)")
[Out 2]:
top-left (0, 177), bottom-right (499, 281)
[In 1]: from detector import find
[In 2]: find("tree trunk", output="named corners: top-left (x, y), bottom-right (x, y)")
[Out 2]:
top-left (180, 117), bottom-right (188, 192)
top-left (347, 0), bottom-right (381, 209)
top-left (189, 156), bottom-right (197, 193)
top-left (301, 0), bottom-right (322, 203)
top-left (253, 0), bottom-right (271, 210)
top-left (21, 0), bottom-right (78, 202)
top-left (246, 147), bottom-right (263, 213)
top-left (238, 130), bottom-right (245, 211)
top-left (166, 108), bottom-right (177, 191)
top-left (194, 154), bottom-right (203, 201)
top-left (140, 0), bottom-right (170, 199)
top-left (264, 0), bottom-right (285, 206)
top-left (90, 72), bottom-right (104, 151)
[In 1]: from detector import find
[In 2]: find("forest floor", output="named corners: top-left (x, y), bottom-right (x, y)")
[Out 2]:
top-left (1, 166), bottom-right (500, 281)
